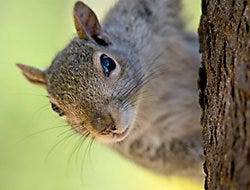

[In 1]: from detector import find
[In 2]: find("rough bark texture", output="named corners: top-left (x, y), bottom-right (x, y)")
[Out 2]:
top-left (198, 0), bottom-right (250, 189)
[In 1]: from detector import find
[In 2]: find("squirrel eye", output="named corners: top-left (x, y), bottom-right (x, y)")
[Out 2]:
top-left (100, 54), bottom-right (116, 77)
top-left (51, 103), bottom-right (64, 116)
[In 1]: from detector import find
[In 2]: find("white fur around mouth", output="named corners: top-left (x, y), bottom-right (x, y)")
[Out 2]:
top-left (95, 126), bottom-right (130, 143)
top-left (111, 127), bottom-right (129, 141)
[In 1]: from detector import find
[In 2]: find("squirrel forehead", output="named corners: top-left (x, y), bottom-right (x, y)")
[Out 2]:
top-left (59, 38), bottom-right (96, 62)
top-left (46, 39), bottom-right (107, 100)
top-left (47, 39), bottom-right (98, 75)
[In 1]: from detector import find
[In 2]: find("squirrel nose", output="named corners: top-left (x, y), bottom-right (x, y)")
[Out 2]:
top-left (109, 122), bottom-right (117, 132)
top-left (103, 114), bottom-right (116, 131)
top-left (103, 114), bottom-right (120, 133)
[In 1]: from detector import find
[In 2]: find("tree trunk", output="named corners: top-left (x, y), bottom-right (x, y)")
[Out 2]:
top-left (198, 0), bottom-right (250, 189)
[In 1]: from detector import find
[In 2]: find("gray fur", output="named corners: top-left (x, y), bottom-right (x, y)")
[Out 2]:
top-left (20, 0), bottom-right (203, 179)
top-left (102, 0), bottom-right (203, 178)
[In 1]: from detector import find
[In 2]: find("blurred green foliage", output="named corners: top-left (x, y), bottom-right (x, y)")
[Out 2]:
top-left (0, 0), bottom-right (201, 189)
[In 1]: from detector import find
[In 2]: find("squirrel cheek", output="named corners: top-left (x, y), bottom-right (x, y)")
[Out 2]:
top-left (120, 106), bottom-right (135, 132)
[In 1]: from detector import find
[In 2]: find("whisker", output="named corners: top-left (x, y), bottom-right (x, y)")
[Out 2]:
top-left (35, 104), bottom-right (50, 115)
top-left (67, 130), bottom-right (90, 166)
top-left (80, 135), bottom-right (93, 177)
top-left (10, 92), bottom-right (48, 98)
top-left (75, 133), bottom-right (91, 165)
top-left (118, 52), bottom-right (166, 109)
top-left (87, 136), bottom-right (95, 159)
top-left (57, 126), bottom-right (76, 138)
top-left (16, 124), bottom-right (69, 144)
top-left (67, 133), bottom-right (84, 168)
top-left (79, 136), bottom-right (95, 175)
top-left (45, 129), bottom-right (77, 162)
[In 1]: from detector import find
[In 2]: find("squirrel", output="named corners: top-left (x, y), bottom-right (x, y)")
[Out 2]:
top-left (17, 0), bottom-right (203, 179)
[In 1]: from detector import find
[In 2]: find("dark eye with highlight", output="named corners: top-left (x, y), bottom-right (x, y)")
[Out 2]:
top-left (100, 54), bottom-right (116, 77)
top-left (51, 103), bottom-right (64, 116)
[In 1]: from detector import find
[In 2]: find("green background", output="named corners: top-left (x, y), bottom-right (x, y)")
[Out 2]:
top-left (0, 0), bottom-right (202, 189)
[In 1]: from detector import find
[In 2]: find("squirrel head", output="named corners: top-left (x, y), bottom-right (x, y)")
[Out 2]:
top-left (17, 1), bottom-right (144, 143)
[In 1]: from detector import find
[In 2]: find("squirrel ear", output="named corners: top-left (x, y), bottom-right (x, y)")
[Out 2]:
top-left (16, 63), bottom-right (46, 87)
top-left (73, 1), bottom-right (101, 39)
top-left (73, 1), bottom-right (110, 46)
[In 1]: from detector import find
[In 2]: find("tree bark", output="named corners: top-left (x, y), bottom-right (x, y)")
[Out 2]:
top-left (198, 0), bottom-right (250, 189)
